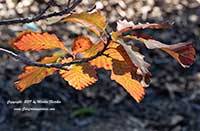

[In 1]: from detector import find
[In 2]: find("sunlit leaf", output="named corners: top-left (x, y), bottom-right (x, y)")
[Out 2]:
top-left (111, 60), bottom-right (145, 103)
top-left (15, 53), bottom-right (64, 92)
top-left (81, 41), bottom-right (104, 58)
top-left (11, 31), bottom-right (67, 51)
top-left (60, 62), bottom-right (97, 90)
top-left (117, 41), bottom-right (150, 75)
top-left (90, 55), bottom-right (113, 70)
top-left (71, 38), bottom-right (112, 70)
top-left (83, 41), bottom-right (150, 89)
top-left (60, 10), bottom-right (107, 36)
top-left (72, 35), bottom-right (94, 56)
top-left (104, 41), bottom-right (124, 61)
top-left (116, 19), bottom-right (135, 31)
top-left (82, 41), bottom-right (121, 70)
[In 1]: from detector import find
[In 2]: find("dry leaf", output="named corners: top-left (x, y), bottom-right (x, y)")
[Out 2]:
top-left (111, 60), bottom-right (145, 103)
top-left (125, 35), bottom-right (195, 67)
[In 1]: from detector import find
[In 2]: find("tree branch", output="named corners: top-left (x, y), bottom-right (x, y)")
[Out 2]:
top-left (0, 34), bottom-right (111, 70)
top-left (0, 0), bottom-right (82, 25)
top-left (0, 0), bottom-right (112, 71)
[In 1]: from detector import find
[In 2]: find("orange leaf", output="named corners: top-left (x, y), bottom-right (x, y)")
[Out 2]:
top-left (80, 39), bottom-right (148, 101)
top-left (104, 41), bottom-right (125, 61)
top-left (81, 41), bottom-right (116, 70)
top-left (72, 39), bottom-right (112, 70)
top-left (15, 53), bottom-right (64, 92)
top-left (81, 41), bottom-right (104, 58)
top-left (81, 40), bottom-right (150, 87)
top-left (11, 31), bottom-right (67, 51)
top-left (105, 41), bottom-right (146, 73)
top-left (111, 60), bottom-right (145, 103)
top-left (72, 35), bottom-right (94, 56)
top-left (60, 11), bottom-right (107, 36)
top-left (59, 62), bottom-right (97, 90)
top-left (90, 55), bottom-right (113, 70)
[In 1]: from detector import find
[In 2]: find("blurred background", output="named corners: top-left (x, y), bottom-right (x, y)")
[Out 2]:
top-left (0, 0), bottom-right (200, 131)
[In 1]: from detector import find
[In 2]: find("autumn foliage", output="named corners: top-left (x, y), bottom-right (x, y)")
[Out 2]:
top-left (10, 10), bottom-right (195, 103)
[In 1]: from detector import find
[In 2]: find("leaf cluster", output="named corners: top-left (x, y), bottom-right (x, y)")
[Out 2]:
top-left (9, 10), bottom-right (195, 103)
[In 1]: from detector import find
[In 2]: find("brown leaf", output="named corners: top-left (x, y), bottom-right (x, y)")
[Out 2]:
top-left (118, 42), bottom-right (150, 75)
top-left (124, 35), bottom-right (195, 67)
top-left (111, 60), bottom-right (145, 103)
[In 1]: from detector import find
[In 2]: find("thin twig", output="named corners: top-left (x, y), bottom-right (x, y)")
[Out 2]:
top-left (67, 0), bottom-right (72, 8)
top-left (0, 0), bottom-right (82, 25)
top-left (0, 48), bottom-right (66, 70)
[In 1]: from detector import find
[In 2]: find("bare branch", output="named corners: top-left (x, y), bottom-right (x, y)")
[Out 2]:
top-left (0, 0), bottom-right (82, 25)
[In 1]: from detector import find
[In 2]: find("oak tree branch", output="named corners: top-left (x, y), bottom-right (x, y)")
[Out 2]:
top-left (0, 0), bottom-right (82, 25)
top-left (0, 35), bottom-right (111, 70)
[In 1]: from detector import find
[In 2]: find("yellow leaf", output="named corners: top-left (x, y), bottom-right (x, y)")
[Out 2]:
top-left (11, 31), bottom-right (67, 51)
top-left (90, 55), bottom-right (113, 70)
top-left (111, 60), bottom-right (145, 103)
top-left (60, 11), bottom-right (107, 36)
top-left (81, 41), bottom-right (104, 58)
top-left (104, 41), bottom-right (125, 61)
top-left (60, 62), bottom-right (97, 90)
top-left (15, 53), bottom-right (64, 92)
top-left (81, 41), bottom-right (113, 70)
